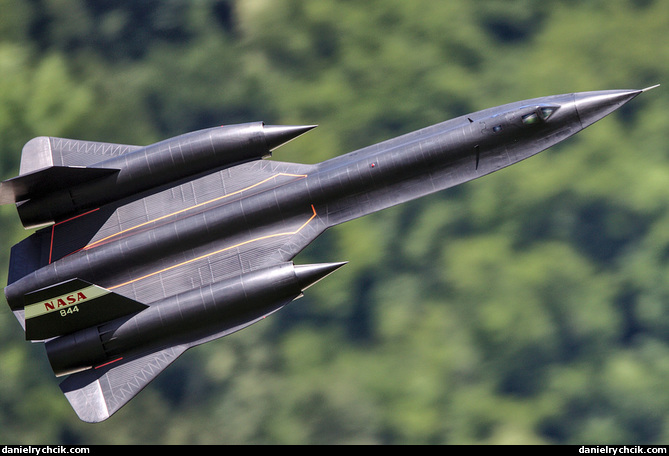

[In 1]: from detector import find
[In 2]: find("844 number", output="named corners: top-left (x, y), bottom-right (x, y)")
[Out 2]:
top-left (59, 306), bottom-right (79, 317)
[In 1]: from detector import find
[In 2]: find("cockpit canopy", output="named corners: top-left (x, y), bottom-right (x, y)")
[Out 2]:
top-left (486, 104), bottom-right (560, 135)
top-left (521, 105), bottom-right (559, 125)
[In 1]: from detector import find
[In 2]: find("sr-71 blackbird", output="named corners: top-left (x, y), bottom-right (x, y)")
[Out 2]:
top-left (1, 87), bottom-right (656, 422)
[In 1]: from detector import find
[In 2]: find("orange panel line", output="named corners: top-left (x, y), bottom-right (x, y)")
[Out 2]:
top-left (109, 204), bottom-right (317, 290)
top-left (84, 172), bottom-right (307, 251)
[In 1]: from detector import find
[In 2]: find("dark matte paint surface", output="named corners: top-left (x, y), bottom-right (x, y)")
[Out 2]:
top-left (1, 88), bottom-right (650, 421)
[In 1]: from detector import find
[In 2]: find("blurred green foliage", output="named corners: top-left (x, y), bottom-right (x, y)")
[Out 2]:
top-left (1, 0), bottom-right (668, 444)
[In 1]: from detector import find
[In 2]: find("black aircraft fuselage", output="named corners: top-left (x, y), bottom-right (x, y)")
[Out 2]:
top-left (1, 88), bottom-right (653, 422)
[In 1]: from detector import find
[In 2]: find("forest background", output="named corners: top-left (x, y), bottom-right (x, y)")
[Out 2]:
top-left (1, 0), bottom-right (668, 445)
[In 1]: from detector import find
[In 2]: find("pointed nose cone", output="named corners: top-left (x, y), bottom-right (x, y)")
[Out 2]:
top-left (263, 124), bottom-right (317, 151)
top-left (573, 89), bottom-right (645, 129)
top-left (294, 262), bottom-right (347, 291)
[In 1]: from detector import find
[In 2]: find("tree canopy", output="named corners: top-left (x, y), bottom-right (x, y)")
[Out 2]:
top-left (1, 0), bottom-right (668, 444)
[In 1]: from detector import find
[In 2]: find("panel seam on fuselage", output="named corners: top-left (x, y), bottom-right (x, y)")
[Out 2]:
top-left (108, 204), bottom-right (317, 290)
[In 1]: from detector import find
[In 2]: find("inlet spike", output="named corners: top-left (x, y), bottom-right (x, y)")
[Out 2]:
top-left (263, 124), bottom-right (317, 151)
top-left (294, 262), bottom-right (347, 291)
